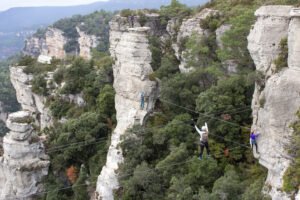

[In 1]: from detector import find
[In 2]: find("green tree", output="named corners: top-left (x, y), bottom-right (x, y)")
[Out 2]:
top-left (196, 75), bottom-right (253, 160)
top-left (211, 166), bottom-right (244, 200)
top-left (283, 111), bottom-right (300, 192)
top-left (120, 162), bottom-right (164, 200)
top-left (96, 84), bottom-right (115, 118)
top-left (73, 165), bottom-right (89, 200)
top-left (159, 0), bottom-right (191, 23)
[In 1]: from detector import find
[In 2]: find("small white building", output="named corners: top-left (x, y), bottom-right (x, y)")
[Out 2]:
top-left (37, 55), bottom-right (52, 64)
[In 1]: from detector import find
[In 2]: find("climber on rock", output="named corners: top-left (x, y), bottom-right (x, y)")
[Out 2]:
top-left (250, 130), bottom-right (260, 154)
top-left (140, 91), bottom-right (145, 110)
top-left (195, 122), bottom-right (210, 160)
top-left (128, 15), bottom-right (134, 28)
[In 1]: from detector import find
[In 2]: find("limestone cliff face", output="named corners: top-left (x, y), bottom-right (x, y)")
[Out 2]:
top-left (23, 37), bottom-right (45, 58)
top-left (95, 24), bottom-right (159, 199)
top-left (248, 6), bottom-right (300, 199)
top-left (24, 27), bottom-right (99, 60)
top-left (24, 28), bottom-right (66, 59)
top-left (0, 111), bottom-right (49, 199)
top-left (109, 13), bottom-right (165, 58)
top-left (10, 67), bottom-right (52, 129)
top-left (167, 8), bottom-right (219, 73)
top-left (76, 27), bottom-right (99, 60)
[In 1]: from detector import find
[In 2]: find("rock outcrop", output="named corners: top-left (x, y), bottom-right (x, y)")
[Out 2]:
top-left (24, 27), bottom-right (100, 60)
top-left (24, 28), bottom-right (66, 59)
top-left (167, 8), bottom-right (219, 73)
top-left (248, 6), bottom-right (300, 199)
top-left (10, 67), bottom-right (52, 129)
top-left (77, 27), bottom-right (99, 60)
top-left (95, 25), bottom-right (159, 200)
top-left (109, 13), bottom-right (166, 58)
top-left (0, 111), bottom-right (49, 199)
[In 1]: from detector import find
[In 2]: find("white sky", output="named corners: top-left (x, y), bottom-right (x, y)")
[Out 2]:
top-left (0, 0), bottom-right (108, 11)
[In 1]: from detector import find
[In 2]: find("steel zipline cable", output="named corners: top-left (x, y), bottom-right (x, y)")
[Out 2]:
top-left (45, 94), bottom-right (300, 153)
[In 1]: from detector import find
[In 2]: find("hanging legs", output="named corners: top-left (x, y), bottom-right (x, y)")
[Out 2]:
top-left (199, 141), bottom-right (210, 160)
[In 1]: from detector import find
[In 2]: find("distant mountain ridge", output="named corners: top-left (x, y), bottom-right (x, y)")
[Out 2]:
top-left (0, 0), bottom-right (207, 32)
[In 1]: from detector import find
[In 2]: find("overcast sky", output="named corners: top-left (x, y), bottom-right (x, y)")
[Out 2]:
top-left (0, 0), bottom-right (108, 11)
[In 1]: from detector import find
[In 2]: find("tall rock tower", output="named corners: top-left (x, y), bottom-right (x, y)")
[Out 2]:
top-left (95, 16), bottom-right (159, 200)
top-left (248, 6), bottom-right (300, 199)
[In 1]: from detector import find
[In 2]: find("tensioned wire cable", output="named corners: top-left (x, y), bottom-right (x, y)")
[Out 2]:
top-left (46, 105), bottom-right (254, 154)
top-left (44, 94), bottom-right (300, 153)
top-left (44, 102), bottom-right (258, 153)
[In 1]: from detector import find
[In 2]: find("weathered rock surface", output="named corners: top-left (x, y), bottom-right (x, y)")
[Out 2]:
top-left (0, 102), bottom-right (8, 123)
top-left (167, 8), bottom-right (219, 73)
top-left (95, 26), bottom-right (159, 200)
top-left (10, 67), bottom-right (52, 129)
top-left (0, 111), bottom-right (49, 199)
top-left (24, 27), bottom-right (101, 60)
top-left (248, 6), bottom-right (292, 75)
top-left (248, 6), bottom-right (300, 199)
top-left (42, 28), bottom-right (66, 59)
top-left (77, 27), bottom-right (99, 60)
top-left (24, 28), bottom-right (66, 59)
top-left (23, 37), bottom-right (45, 57)
top-left (109, 13), bottom-right (166, 58)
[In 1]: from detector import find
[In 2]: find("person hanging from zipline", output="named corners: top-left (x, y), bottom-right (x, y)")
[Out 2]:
top-left (250, 130), bottom-right (260, 154)
top-left (140, 91), bottom-right (145, 110)
top-left (195, 122), bottom-right (210, 160)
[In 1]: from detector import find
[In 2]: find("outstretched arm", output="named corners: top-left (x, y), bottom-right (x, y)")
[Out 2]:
top-left (205, 122), bottom-right (209, 134)
top-left (195, 125), bottom-right (205, 136)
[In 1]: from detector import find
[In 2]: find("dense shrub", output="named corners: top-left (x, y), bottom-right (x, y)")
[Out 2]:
top-left (159, 0), bottom-right (192, 25)
top-left (273, 38), bottom-right (288, 73)
top-left (120, 9), bottom-right (135, 17)
top-left (31, 74), bottom-right (48, 95)
top-left (18, 55), bottom-right (36, 66)
top-left (283, 111), bottom-right (300, 193)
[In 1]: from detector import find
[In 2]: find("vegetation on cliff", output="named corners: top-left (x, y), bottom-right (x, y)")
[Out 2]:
top-left (283, 110), bottom-right (300, 194)
top-left (7, 0), bottom-right (300, 198)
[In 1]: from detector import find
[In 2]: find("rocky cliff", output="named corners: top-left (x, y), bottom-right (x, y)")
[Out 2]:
top-left (248, 6), bottom-right (300, 199)
top-left (24, 28), bottom-right (66, 59)
top-left (10, 66), bottom-right (53, 129)
top-left (76, 27), bottom-right (99, 60)
top-left (167, 8), bottom-right (219, 73)
top-left (24, 27), bottom-right (99, 60)
top-left (0, 111), bottom-right (49, 199)
top-left (109, 13), bottom-right (166, 58)
top-left (95, 17), bottom-right (159, 199)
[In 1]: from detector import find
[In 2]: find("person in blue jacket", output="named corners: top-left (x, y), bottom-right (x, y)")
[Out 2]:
top-left (250, 130), bottom-right (260, 154)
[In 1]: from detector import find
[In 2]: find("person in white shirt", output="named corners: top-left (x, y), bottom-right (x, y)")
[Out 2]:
top-left (195, 122), bottom-right (210, 160)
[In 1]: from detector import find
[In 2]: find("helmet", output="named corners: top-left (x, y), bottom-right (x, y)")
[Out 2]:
top-left (201, 126), bottom-right (207, 131)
